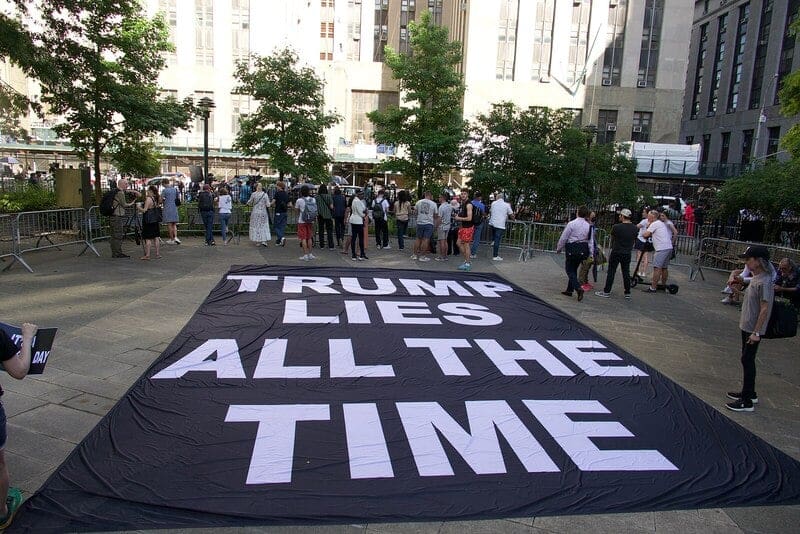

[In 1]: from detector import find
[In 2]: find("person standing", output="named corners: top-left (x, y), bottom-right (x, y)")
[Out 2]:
top-left (0, 321), bottom-right (37, 529)
top-left (316, 184), bottom-right (335, 250)
top-left (412, 191), bottom-right (437, 262)
top-left (247, 182), bottom-right (271, 247)
top-left (642, 210), bottom-right (674, 293)
top-left (137, 185), bottom-right (162, 260)
top-left (161, 179), bottom-right (181, 245)
top-left (488, 193), bottom-right (515, 261)
top-left (595, 208), bottom-right (638, 299)
top-left (217, 186), bottom-right (233, 244)
top-left (684, 202), bottom-right (696, 237)
top-left (239, 180), bottom-right (252, 204)
top-left (332, 186), bottom-right (347, 248)
top-left (394, 190), bottom-right (411, 250)
top-left (635, 208), bottom-right (652, 278)
top-left (435, 193), bottom-right (452, 261)
top-left (198, 184), bottom-right (216, 246)
top-left (454, 190), bottom-right (476, 271)
top-left (295, 185), bottom-right (316, 261)
top-left (372, 189), bottom-right (390, 249)
top-left (555, 206), bottom-right (593, 301)
top-left (726, 246), bottom-right (774, 412)
top-left (469, 191), bottom-right (486, 259)
top-left (447, 198), bottom-right (460, 256)
top-left (272, 181), bottom-right (289, 246)
top-left (109, 178), bottom-right (139, 258)
top-left (349, 191), bottom-right (368, 260)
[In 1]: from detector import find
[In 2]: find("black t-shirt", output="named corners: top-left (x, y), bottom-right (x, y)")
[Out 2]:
top-left (610, 222), bottom-right (639, 254)
top-left (275, 190), bottom-right (289, 213)
top-left (0, 330), bottom-right (18, 362)
top-left (459, 202), bottom-right (473, 228)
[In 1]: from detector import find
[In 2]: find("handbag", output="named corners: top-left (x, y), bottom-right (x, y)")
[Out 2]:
top-left (763, 299), bottom-right (798, 339)
top-left (565, 226), bottom-right (591, 261)
top-left (143, 207), bottom-right (162, 224)
top-left (175, 196), bottom-right (181, 207)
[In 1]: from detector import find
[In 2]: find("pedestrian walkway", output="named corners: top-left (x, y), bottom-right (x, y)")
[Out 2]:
top-left (0, 237), bottom-right (797, 533)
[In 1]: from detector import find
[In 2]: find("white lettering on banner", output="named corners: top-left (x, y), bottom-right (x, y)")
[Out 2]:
top-left (547, 341), bottom-right (648, 377)
top-left (32, 350), bottom-right (49, 364)
top-left (438, 303), bottom-right (503, 326)
top-left (151, 339), bottom-right (246, 379)
top-left (524, 400), bottom-right (677, 471)
top-left (329, 339), bottom-right (395, 377)
top-left (475, 340), bottom-right (576, 377)
top-left (282, 277), bottom-right (340, 294)
top-left (463, 281), bottom-right (514, 298)
top-left (397, 401), bottom-right (560, 476)
top-left (344, 301), bottom-right (370, 324)
top-left (378, 301), bottom-right (441, 325)
top-left (343, 403), bottom-right (395, 479)
top-left (403, 338), bottom-right (472, 376)
top-left (283, 300), bottom-right (340, 324)
top-left (227, 275), bottom-right (279, 292)
top-left (253, 339), bottom-right (321, 379)
top-left (225, 404), bottom-right (331, 484)
top-left (398, 279), bottom-right (474, 297)
top-left (340, 277), bottom-right (397, 295)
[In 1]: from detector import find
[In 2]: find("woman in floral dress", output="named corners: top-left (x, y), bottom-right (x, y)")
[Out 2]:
top-left (247, 182), bottom-right (271, 246)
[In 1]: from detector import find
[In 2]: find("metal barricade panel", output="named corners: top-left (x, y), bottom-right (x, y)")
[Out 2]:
top-left (15, 209), bottom-right (97, 257)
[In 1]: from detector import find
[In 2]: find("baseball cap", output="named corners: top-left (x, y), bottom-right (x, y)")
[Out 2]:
top-left (620, 208), bottom-right (632, 218)
top-left (738, 245), bottom-right (770, 260)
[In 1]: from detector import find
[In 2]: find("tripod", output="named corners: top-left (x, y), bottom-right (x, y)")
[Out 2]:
top-left (123, 210), bottom-right (142, 247)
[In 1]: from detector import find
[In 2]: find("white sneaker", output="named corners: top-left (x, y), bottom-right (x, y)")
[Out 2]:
top-left (721, 296), bottom-right (732, 304)
top-left (410, 254), bottom-right (418, 260)
top-left (299, 255), bottom-right (309, 261)
top-left (492, 256), bottom-right (503, 261)
top-left (722, 287), bottom-right (733, 294)
top-left (164, 239), bottom-right (175, 245)
top-left (418, 256), bottom-right (431, 262)
top-left (469, 254), bottom-right (477, 259)
top-left (308, 253), bottom-right (316, 260)
top-left (174, 237), bottom-right (181, 244)
top-left (383, 245), bottom-right (391, 249)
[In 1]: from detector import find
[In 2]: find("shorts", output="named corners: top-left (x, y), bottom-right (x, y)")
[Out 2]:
top-left (0, 401), bottom-right (6, 449)
top-left (297, 222), bottom-right (313, 241)
top-left (634, 239), bottom-right (646, 251)
top-left (652, 249), bottom-right (672, 269)
top-left (417, 224), bottom-right (434, 240)
top-left (458, 226), bottom-right (475, 243)
top-left (437, 227), bottom-right (450, 241)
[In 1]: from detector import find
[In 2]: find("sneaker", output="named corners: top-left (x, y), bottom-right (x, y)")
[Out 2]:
top-left (410, 254), bottom-right (418, 260)
top-left (595, 291), bottom-right (611, 298)
top-left (174, 238), bottom-right (181, 244)
top-left (164, 239), bottom-right (175, 245)
top-left (376, 245), bottom-right (383, 249)
top-left (351, 256), bottom-right (358, 261)
top-left (725, 399), bottom-right (754, 412)
top-left (457, 262), bottom-right (469, 271)
top-left (726, 391), bottom-right (758, 404)
top-left (721, 286), bottom-right (733, 294)
top-left (383, 245), bottom-right (391, 249)
top-left (418, 256), bottom-right (431, 262)
top-left (492, 256), bottom-right (503, 261)
top-left (643, 287), bottom-right (658, 293)
top-left (469, 254), bottom-right (477, 259)
top-left (577, 289), bottom-right (584, 302)
top-left (280, 239), bottom-right (286, 247)
top-left (560, 291), bottom-right (573, 297)
top-left (721, 296), bottom-right (733, 304)
top-left (0, 487), bottom-right (22, 529)
top-left (308, 254), bottom-right (316, 260)
top-left (299, 255), bottom-right (309, 261)
top-left (434, 256), bottom-right (445, 261)
top-left (581, 283), bottom-right (593, 291)
top-left (624, 293), bottom-right (632, 300)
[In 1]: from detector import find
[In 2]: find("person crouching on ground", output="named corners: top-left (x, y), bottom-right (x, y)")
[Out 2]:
top-left (556, 206), bottom-right (593, 301)
top-left (726, 246), bottom-right (774, 412)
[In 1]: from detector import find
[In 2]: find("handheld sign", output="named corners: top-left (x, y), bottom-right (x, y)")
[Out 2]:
top-left (0, 322), bottom-right (57, 375)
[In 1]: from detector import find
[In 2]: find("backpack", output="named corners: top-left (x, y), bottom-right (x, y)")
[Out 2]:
top-left (198, 191), bottom-right (214, 211)
top-left (302, 196), bottom-right (318, 221)
top-left (372, 199), bottom-right (385, 220)
top-left (99, 189), bottom-right (118, 216)
top-left (471, 203), bottom-right (484, 226)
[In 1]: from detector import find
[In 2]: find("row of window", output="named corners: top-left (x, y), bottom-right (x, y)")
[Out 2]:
top-left (596, 109), bottom-right (653, 144)
top-left (692, 126), bottom-right (781, 165)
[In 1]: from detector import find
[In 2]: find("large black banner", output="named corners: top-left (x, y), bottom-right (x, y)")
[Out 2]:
top-left (12, 266), bottom-right (800, 532)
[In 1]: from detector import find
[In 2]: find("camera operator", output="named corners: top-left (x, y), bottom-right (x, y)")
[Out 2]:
top-left (110, 179), bottom-right (140, 259)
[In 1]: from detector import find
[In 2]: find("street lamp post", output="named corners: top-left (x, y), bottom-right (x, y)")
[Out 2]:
top-left (198, 97), bottom-right (216, 184)
top-left (582, 124), bottom-right (598, 203)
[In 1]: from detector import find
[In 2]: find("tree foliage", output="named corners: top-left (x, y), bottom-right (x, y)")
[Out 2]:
top-left (466, 103), bottom-right (638, 217)
top-left (368, 11), bottom-right (466, 197)
top-left (234, 48), bottom-right (340, 181)
top-left (110, 138), bottom-right (161, 181)
top-left (779, 19), bottom-right (800, 157)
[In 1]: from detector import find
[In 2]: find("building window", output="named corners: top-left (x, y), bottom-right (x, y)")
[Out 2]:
top-left (231, 93), bottom-right (250, 136)
top-left (194, 91), bottom-right (214, 134)
top-left (727, 3), bottom-right (749, 113)
top-left (602, 0), bottom-right (627, 86)
top-left (562, 107), bottom-right (583, 128)
top-left (496, 0), bottom-right (519, 80)
top-left (195, 0), bottom-right (214, 67)
top-left (720, 132), bottom-right (731, 164)
top-left (531, 0), bottom-right (555, 82)
top-left (158, 0), bottom-right (178, 66)
top-left (399, 0), bottom-right (416, 54)
top-left (320, 21), bottom-right (335, 60)
top-left (749, 0), bottom-right (774, 109)
top-left (741, 129), bottom-right (754, 164)
top-left (232, 0), bottom-right (250, 65)
top-left (632, 111), bottom-right (652, 142)
top-left (638, 0), bottom-right (663, 88)
top-left (427, 0), bottom-right (443, 25)
top-left (775, 0), bottom-right (800, 105)
top-left (690, 23), bottom-right (709, 120)
top-left (701, 134), bottom-right (711, 163)
top-left (707, 14), bottom-right (728, 116)
top-left (597, 109), bottom-right (618, 145)
top-left (567, 0), bottom-right (592, 86)
top-left (351, 90), bottom-right (399, 143)
top-left (766, 126), bottom-right (781, 159)
top-left (347, 0), bottom-right (362, 61)
top-left (373, 0), bottom-right (389, 62)
top-left (686, 135), bottom-right (694, 145)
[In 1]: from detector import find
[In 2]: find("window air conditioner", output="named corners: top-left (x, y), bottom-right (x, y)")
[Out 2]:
top-left (607, 124), bottom-right (617, 132)
top-left (637, 80), bottom-right (648, 88)
top-left (602, 79), bottom-right (612, 86)
top-left (632, 126), bottom-right (643, 133)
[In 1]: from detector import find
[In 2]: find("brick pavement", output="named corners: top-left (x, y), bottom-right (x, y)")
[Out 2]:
top-left (0, 235), bottom-right (797, 533)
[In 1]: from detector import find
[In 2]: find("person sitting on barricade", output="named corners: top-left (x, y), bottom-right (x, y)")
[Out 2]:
top-left (721, 265), bottom-right (752, 306)
top-left (774, 258), bottom-right (800, 310)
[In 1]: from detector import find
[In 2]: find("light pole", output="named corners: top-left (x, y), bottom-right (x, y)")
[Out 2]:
top-left (198, 97), bottom-right (215, 184)
top-left (582, 124), bottom-right (598, 203)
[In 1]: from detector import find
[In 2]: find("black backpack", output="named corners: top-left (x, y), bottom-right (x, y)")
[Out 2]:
top-left (198, 191), bottom-right (214, 211)
top-left (372, 199), bottom-right (385, 220)
top-left (471, 203), bottom-right (483, 226)
top-left (99, 189), bottom-right (118, 216)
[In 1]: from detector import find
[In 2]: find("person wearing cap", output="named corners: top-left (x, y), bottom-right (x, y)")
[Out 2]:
top-left (596, 208), bottom-right (638, 299)
top-left (726, 245), bottom-right (774, 412)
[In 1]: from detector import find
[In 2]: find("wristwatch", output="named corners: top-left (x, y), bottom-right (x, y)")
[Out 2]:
top-left (752, 332), bottom-right (760, 338)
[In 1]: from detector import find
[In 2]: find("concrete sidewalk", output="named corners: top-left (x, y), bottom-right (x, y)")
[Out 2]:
top-left (0, 234), bottom-right (797, 533)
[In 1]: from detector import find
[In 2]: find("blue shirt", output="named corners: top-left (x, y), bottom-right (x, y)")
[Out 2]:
top-left (471, 200), bottom-right (486, 217)
top-left (239, 183), bottom-right (252, 203)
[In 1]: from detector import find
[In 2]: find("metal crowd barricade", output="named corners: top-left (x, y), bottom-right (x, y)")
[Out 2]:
top-left (528, 222), bottom-right (567, 253)
top-left (86, 206), bottom-right (141, 247)
top-left (0, 213), bottom-right (31, 272)
top-left (13, 208), bottom-right (99, 271)
top-left (691, 238), bottom-right (800, 281)
top-left (500, 220), bottom-right (532, 261)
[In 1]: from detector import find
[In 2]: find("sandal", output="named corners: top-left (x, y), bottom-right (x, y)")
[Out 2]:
top-left (155, 255), bottom-right (162, 259)
top-left (140, 256), bottom-right (150, 261)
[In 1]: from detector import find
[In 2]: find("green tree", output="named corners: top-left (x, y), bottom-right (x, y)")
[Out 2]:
top-left (368, 11), bottom-right (466, 197)
top-left (234, 48), bottom-right (340, 181)
top-left (778, 19), bottom-right (800, 157)
top-left (110, 138), bottom-right (162, 182)
top-left (35, 0), bottom-right (193, 201)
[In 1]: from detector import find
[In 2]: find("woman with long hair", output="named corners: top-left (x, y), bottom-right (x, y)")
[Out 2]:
top-left (394, 189), bottom-right (411, 250)
top-left (217, 186), bottom-right (233, 244)
top-left (137, 185), bottom-right (162, 260)
top-left (247, 182), bottom-right (272, 247)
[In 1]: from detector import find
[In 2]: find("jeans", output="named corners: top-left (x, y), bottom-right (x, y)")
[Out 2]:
top-left (740, 330), bottom-right (760, 401)
top-left (470, 222), bottom-right (484, 255)
top-left (334, 216), bottom-right (345, 245)
top-left (318, 216), bottom-right (334, 248)
top-left (350, 223), bottom-right (365, 257)
top-left (492, 226), bottom-right (505, 257)
top-left (603, 252), bottom-right (632, 294)
top-left (447, 227), bottom-right (459, 255)
top-left (564, 256), bottom-right (583, 293)
top-left (375, 218), bottom-right (389, 247)
top-left (200, 210), bottom-right (214, 244)
top-left (274, 212), bottom-right (287, 242)
top-left (219, 212), bottom-right (231, 242)
top-left (396, 219), bottom-right (408, 249)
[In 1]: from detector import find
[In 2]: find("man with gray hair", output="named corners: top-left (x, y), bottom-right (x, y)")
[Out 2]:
top-left (110, 179), bottom-right (140, 258)
top-left (642, 209), bottom-right (673, 293)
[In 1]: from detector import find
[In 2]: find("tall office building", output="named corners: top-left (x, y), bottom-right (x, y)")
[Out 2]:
top-left (680, 0), bottom-right (799, 173)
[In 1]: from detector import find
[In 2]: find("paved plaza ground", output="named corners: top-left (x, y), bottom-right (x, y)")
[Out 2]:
top-left (0, 233), bottom-right (798, 534)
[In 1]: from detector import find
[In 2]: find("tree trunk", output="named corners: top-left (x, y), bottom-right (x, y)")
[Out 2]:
top-left (93, 137), bottom-right (102, 204)
top-left (417, 152), bottom-right (424, 199)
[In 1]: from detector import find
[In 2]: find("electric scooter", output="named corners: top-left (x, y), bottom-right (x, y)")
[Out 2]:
top-left (630, 247), bottom-right (679, 294)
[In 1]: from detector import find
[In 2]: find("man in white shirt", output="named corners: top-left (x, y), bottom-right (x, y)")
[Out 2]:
top-left (642, 210), bottom-right (674, 293)
top-left (412, 191), bottom-right (438, 262)
top-left (488, 193), bottom-right (515, 260)
top-left (556, 206), bottom-right (594, 301)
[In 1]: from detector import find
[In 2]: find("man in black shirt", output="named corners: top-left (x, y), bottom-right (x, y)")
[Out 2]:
top-left (596, 209), bottom-right (639, 299)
